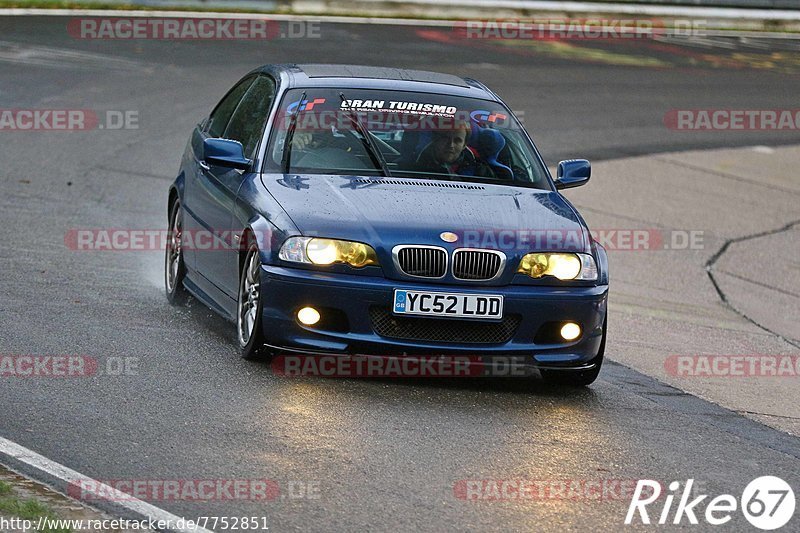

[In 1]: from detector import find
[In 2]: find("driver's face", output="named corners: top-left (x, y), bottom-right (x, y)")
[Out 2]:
top-left (433, 130), bottom-right (467, 164)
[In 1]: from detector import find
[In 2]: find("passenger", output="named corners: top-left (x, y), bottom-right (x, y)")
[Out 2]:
top-left (413, 120), bottom-right (495, 178)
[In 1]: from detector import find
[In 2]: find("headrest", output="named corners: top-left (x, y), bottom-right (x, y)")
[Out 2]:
top-left (476, 128), bottom-right (506, 162)
top-left (474, 128), bottom-right (513, 179)
top-left (400, 130), bottom-right (432, 157)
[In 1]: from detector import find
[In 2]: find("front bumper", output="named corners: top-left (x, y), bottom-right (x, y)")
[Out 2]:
top-left (260, 265), bottom-right (608, 368)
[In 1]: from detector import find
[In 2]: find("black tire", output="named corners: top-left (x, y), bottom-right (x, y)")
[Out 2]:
top-left (541, 317), bottom-right (606, 387)
top-left (237, 241), bottom-right (270, 360)
top-left (165, 199), bottom-right (189, 305)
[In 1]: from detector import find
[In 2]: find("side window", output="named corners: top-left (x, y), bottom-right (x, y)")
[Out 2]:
top-left (206, 77), bottom-right (255, 138)
top-left (223, 76), bottom-right (277, 159)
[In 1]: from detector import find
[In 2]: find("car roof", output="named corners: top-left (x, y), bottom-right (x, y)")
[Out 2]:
top-left (297, 64), bottom-right (469, 86)
top-left (255, 64), bottom-right (498, 100)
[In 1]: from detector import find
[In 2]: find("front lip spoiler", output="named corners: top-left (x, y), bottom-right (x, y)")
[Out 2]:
top-left (261, 343), bottom-right (598, 373)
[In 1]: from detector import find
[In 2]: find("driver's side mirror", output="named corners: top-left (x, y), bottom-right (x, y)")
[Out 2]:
top-left (203, 138), bottom-right (251, 171)
top-left (555, 159), bottom-right (591, 190)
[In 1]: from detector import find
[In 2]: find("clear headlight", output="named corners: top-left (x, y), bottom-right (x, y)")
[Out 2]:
top-left (278, 236), bottom-right (312, 263)
top-left (517, 252), bottom-right (598, 281)
top-left (279, 237), bottom-right (379, 268)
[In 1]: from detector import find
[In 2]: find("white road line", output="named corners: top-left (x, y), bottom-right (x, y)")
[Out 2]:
top-left (0, 436), bottom-right (214, 533)
top-left (0, 39), bottom-right (143, 70)
top-left (2, 2), bottom-right (800, 21)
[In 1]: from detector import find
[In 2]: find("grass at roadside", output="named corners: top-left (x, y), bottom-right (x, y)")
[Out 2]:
top-left (0, 480), bottom-right (71, 533)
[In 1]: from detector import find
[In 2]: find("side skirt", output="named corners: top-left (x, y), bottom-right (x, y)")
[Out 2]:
top-left (183, 269), bottom-right (237, 322)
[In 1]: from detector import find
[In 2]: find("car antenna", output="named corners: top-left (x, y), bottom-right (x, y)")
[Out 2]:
top-left (281, 91), bottom-right (306, 174)
top-left (338, 92), bottom-right (391, 177)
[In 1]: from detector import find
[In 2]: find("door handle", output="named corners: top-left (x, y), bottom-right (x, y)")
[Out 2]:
top-left (198, 160), bottom-right (211, 172)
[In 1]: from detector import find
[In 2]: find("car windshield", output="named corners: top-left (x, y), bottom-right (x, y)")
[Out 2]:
top-left (265, 88), bottom-right (551, 190)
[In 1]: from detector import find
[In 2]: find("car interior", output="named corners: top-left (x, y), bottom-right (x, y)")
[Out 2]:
top-left (283, 122), bottom-right (536, 183)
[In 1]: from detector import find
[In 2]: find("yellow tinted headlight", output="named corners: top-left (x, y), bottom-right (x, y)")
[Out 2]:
top-left (518, 253), bottom-right (590, 280)
top-left (306, 239), bottom-right (339, 265)
top-left (306, 238), bottom-right (379, 268)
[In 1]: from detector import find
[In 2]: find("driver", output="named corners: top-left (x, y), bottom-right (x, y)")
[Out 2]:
top-left (413, 120), bottom-right (495, 178)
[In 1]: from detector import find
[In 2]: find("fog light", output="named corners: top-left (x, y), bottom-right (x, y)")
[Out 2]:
top-left (297, 307), bottom-right (320, 326)
top-left (560, 322), bottom-right (581, 341)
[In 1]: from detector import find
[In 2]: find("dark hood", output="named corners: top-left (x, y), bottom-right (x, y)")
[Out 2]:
top-left (262, 174), bottom-right (590, 254)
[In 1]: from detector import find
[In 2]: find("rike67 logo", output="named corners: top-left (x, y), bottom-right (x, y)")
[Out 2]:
top-left (626, 477), bottom-right (795, 530)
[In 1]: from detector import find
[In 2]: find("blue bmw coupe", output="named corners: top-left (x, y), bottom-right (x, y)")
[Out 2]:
top-left (166, 64), bottom-right (608, 386)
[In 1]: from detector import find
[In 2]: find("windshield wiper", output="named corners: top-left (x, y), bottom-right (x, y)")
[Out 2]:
top-left (281, 90), bottom-right (306, 174)
top-left (338, 92), bottom-right (391, 177)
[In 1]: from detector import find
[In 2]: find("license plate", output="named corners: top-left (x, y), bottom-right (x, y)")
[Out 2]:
top-left (393, 289), bottom-right (503, 320)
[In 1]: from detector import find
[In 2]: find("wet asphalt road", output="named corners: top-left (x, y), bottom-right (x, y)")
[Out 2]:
top-left (1, 15), bottom-right (799, 531)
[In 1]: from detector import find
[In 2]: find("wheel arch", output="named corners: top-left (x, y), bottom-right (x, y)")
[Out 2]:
top-left (167, 172), bottom-right (185, 219)
top-left (593, 241), bottom-right (609, 286)
top-left (239, 215), bottom-right (279, 277)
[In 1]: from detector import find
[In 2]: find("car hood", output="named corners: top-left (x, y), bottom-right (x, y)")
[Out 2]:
top-left (261, 174), bottom-right (590, 253)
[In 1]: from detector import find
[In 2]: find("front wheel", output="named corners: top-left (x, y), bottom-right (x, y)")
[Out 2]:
top-left (165, 199), bottom-right (188, 305)
top-left (237, 242), bottom-right (269, 360)
top-left (540, 317), bottom-right (606, 387)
